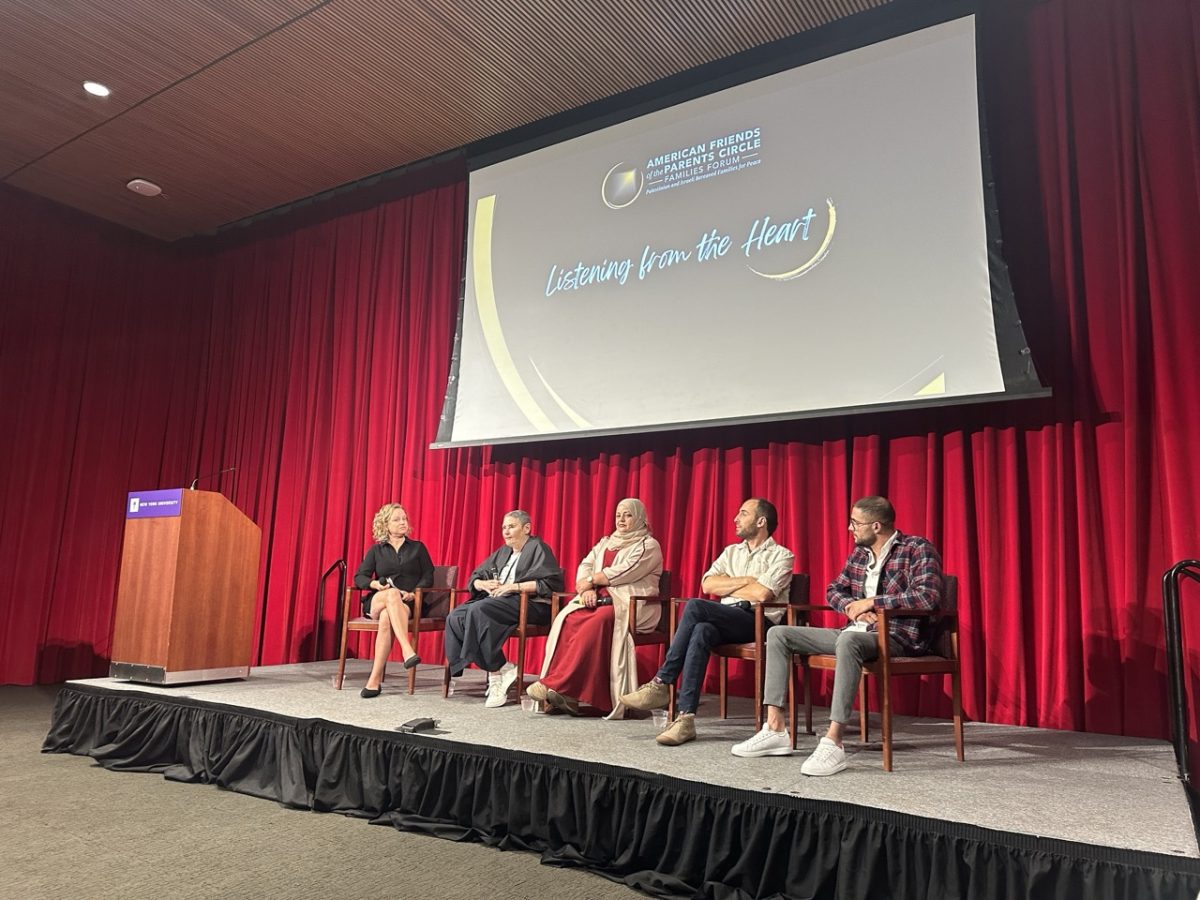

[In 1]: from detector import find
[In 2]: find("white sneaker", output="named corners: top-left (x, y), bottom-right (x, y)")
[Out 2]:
top-left (731, 724), bottom-right (793, 758)
top-left (484, 663), bottom-right (517, 708)
top-left (800, 737), bottom-right (847, 776)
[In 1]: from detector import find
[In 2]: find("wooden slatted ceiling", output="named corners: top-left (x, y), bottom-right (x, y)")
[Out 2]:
top-left (2, 0), bottom-right (886, 241)
top-left (0, 0), bottom-right (318, 174)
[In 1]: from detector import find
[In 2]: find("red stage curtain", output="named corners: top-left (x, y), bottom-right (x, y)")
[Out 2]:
top-left (0, 193), bottom-right (204, 681)
top-left (1, 0), bottom-right (1197, 746)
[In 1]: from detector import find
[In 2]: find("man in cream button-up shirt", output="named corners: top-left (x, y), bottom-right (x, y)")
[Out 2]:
top-left (620, 498), bottom-right (794, 746)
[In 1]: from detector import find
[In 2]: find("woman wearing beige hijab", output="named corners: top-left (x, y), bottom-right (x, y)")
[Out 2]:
top-left (527, 498), bottom-right (663, 718)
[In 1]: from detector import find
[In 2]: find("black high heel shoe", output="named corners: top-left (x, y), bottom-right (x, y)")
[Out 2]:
top-left (360, 686), bottom-right (382, 698)
top-left (403, 654), bottom-right (421, 670)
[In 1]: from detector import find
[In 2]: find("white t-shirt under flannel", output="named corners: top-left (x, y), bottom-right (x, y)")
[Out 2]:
top-left (703, 537), bottom-right (795, 623)
top-left (846, 530), bottom-right (899, 632)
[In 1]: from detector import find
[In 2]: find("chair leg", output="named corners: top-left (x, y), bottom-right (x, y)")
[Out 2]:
top-left (442, 663), bottom-right (452, 698)
top-left (788, 657), bottom-right (797, 749)
top-left (803, 662), bottom-right (813, 736)
top-left (516, 630), bottom-right (526, 695)
top-left (335, 624), bottom-right (349, 691)
top-left (669, 684), bottom-right (676, 720)
top-left (719, 658), bottom-right (728, 720)
top-left (952, 668), bottom-right (965, 762)
top-left (880, 674), bottom-right (893, 772)
top-left (753, 653), bottom-right (763, 730)
top-left (408, 627), bottom-right (418, 695)
top-left (858, 674), bottom-right (868, 743)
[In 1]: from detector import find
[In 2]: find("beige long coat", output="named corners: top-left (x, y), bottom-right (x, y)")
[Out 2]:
top-left (538, 534), bottom-right (663, 719)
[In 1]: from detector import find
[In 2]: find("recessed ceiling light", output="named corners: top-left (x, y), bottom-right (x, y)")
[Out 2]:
top-left (83, 81), bottom-right (111, 97)
top-left (126, 178), bottom-right (163, 197)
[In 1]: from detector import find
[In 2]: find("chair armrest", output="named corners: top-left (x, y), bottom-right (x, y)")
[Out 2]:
top-left (440, 586), bottom-right (473, 613)
top-left (874, 606), bottom-right (949, 619)
top-left (518, 588), bottom-right (559, 621)
top-left (673, 595), bottom-right (786, 606)
top-left (873, 607), bottom-right (957, 660)
top-left (668, 595), bottom-right (688, 641)
top-left (786, 602), bottom-right (836, 626)
top-left (752, 599), bottom-right (771, 643)
top-left (411, 584), bottom-right (465, 618)
top-left (627, 594), bottom-right (665, 636)
top-left (413, 585), bottom-right (469, 598)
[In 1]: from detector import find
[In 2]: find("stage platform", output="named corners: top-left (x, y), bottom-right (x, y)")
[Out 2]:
top-left (44, 660), bottom-right (1200, 899)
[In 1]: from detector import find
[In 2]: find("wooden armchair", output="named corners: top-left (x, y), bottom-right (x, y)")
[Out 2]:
top-left (549, 570), bottom-right (672, 644)
top-left (713, 574), bottom-right (808, 729)
top-left (538, 570), bottom-right (673, 708)
top-left (441, 569), bottom-right (566, 697)
top-left (666, 574), bottom-right (807, 728)
top-left (513, 569), bottom-right (566, 693)
top-left (335, 564), bottom-right (458, 693)
top-left (787, 574), bottom-right (963, 772)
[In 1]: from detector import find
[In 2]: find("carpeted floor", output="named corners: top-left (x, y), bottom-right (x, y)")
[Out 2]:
top-left (1, 685), bottom-right (638, 900)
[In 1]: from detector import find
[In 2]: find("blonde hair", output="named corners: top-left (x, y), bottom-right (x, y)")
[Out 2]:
top-left (371, 503), bottom-right (406, 542)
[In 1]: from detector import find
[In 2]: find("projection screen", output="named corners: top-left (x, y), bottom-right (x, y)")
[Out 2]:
top-left (434, 14), bottom-right (1044, 448)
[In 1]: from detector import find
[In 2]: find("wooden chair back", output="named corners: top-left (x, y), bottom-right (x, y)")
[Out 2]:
top-left (789, 573), bottom-right (964, 772)
top-left (334, 563), bottom-right (458, 693)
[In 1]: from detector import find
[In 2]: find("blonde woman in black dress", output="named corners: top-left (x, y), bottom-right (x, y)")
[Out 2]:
top-left (352, 503), bottom-right (434, 698)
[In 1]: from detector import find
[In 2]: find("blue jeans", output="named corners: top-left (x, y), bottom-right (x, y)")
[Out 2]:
top-left (657, 599), bottom-right (756, 714)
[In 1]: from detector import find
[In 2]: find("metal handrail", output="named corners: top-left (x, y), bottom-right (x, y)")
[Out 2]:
top-left (1164, 561), bottom-right (1200, 787)
top-left (313, 558), bottom-right (346, 662)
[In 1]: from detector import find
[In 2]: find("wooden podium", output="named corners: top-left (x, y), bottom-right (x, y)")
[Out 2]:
top-left (110, 488), bottom-right (261, 684)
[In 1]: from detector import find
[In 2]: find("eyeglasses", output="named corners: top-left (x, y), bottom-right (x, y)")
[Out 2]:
top-left (848, 519), bottom-right (876, 530)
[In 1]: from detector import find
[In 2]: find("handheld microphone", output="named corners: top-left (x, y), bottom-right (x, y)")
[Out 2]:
top-left (189, 466), bottom-right (237, 490)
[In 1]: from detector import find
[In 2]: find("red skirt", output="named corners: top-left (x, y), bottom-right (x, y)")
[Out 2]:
top-left (541, 606), bottom-right (656, 713)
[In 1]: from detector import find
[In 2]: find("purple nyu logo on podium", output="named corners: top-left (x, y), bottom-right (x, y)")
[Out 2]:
top-left (126, 488), bottom-right (184, 518)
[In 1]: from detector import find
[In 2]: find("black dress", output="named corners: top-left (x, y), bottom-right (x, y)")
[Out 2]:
top-left (353, 539), bottom-right (435, 615)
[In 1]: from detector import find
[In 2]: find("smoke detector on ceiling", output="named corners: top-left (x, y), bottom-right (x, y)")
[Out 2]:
top-left (126, 178), bottom-right (163, 197)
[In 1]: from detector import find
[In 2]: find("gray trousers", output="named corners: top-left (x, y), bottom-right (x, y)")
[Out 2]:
top-left (763, 626), bottom-right (901, 725)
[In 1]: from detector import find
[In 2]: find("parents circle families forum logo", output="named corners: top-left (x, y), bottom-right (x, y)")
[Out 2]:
top-left (601, 163), bottom-right (643, 209)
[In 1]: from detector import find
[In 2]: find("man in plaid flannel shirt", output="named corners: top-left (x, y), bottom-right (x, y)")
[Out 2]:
top-left (730, 496), bottom-right (943, 775)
